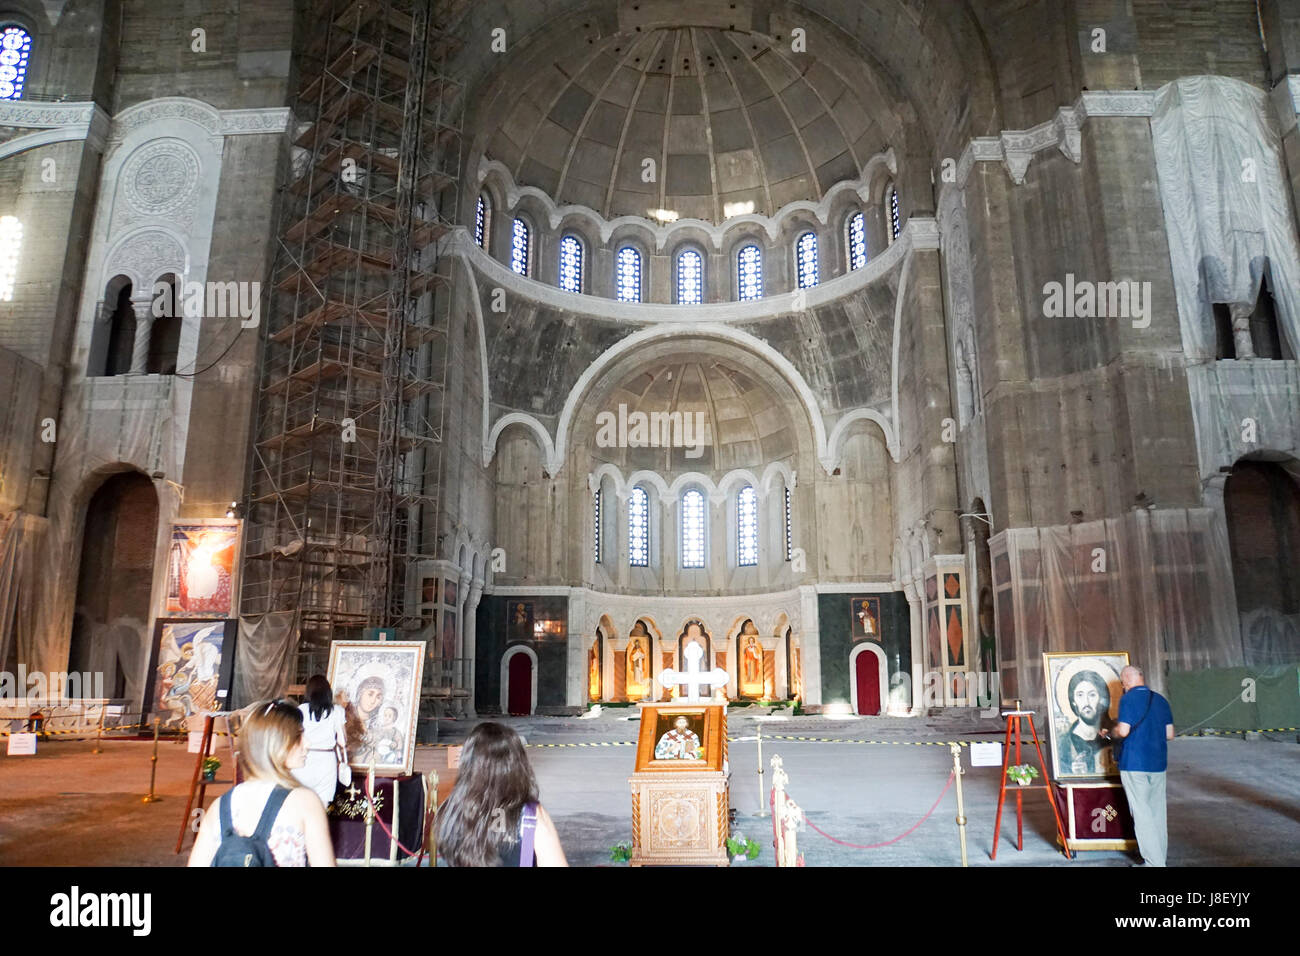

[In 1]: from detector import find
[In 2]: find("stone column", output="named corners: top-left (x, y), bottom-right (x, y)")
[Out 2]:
top-left (129, 293), bottom-right (155, 374)
top-left (462, 579), bottom-right (483, 717)
top-left (1229, 303), bottom-right (1257, 359)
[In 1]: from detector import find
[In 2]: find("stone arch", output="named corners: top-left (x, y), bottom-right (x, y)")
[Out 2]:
top-left (849, 642), bottom-right (888, 716)
top-left (500, 644), bottom-right (538, 715)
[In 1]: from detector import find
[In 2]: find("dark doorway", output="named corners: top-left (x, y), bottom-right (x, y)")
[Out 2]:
top-left (1225, 460), bottom-right (1300, 666)
top-left (68, 472), bottom-right (159, 698)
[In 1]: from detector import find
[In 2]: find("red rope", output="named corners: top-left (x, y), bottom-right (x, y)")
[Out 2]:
top-left (787, 770), bottom-right (956, 851)
top-left (363, 776), bottom-right (423, 859)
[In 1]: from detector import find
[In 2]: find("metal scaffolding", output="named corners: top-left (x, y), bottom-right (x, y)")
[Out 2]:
top-left (242, 0), bottom-right (466, 685)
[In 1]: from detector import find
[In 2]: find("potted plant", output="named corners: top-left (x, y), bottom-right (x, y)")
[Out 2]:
top-left (609, 842), bottom-right (633, 863)
top-left (1006, 764), bottom-right (1039, 786)
top-left (726, 835), bottom-right (761, 863)
top-left (202, 756), bottom-right (221, 782)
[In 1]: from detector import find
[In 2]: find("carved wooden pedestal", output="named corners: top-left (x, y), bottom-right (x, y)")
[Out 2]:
top-left (629, 771), bottom-right (729, 866)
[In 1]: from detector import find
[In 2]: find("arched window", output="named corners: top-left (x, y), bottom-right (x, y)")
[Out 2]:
top-left (559, 234), bottom-right (583, 293)
top-left (847, 211), bottom-right (867, 271)
top-left (593, 489), bottom-right (603, 564)
top-left (738, 485), bottom-right (758, 567)
top-left (474, 193), bottom-right (491, 249)
top-left (629, 485), bottom-right (649, 567)
top-left (784, 486), bottom-right (793, 561)
top-left (510, 217), bottom-right (531, 276)
top-left (676, 248), bottom-right (703, 304)
top-left (0, 26), bottom-right (32, 101)
top-left (0, 215), bottom-right (21, 300)
top-left (737, 243), bottom-right (763, 301)
top-left (795, 232), bottom-right (818, 289)
top-left (616, 246), bottom-right (642, 303)
top-left (681, 489), bottom-right (706, 569)
top-left (886, 183), bottom-right (901, 244)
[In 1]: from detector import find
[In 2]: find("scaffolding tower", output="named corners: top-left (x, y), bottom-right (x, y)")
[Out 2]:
top-left (242, 0), bottom-right (466, 687)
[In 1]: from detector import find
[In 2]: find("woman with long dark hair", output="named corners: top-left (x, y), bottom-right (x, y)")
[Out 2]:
top-left (292, 674), bottom-right (348, 806)
top-left (437, 722), bottom-right (567, 867)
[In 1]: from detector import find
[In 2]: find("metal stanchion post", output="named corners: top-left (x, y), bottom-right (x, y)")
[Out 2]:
top-left (92, 705), bottom-right (106, 754)
top-left (756, 722), bottom-right (767, 817)
top-left (950, 742), bottom-right (968, 867)
top-left (142, 717), bottom-right (163, 803)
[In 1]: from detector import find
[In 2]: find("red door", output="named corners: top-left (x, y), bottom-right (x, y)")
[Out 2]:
top-left (855, 652), bottom-right (881, 715)
top-left (507, 653), bottom-right (532, 715)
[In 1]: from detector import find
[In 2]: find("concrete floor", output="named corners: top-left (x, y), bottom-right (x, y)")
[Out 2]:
top-left (2, 711), bottom-right (1297, 867)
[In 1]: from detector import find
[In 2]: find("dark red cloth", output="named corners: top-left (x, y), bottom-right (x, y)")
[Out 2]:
top-left (328, 774), bottom-right (426, 861)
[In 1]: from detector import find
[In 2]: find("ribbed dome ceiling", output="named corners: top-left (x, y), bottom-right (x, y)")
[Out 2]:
top-left (484, 27), bottom-right (880, 224)
top-left (592, 358), bottom-right (797, 471)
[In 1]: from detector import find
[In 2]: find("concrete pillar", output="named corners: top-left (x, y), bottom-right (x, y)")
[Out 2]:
top-left (463, 579), bottom-right (482, 717)
top-left (129, 294), bottom-right (154, 374)
top-left (1229, 303), bottom-right (1257, 359)
top-left (905, 576), bottom-right (924, 716)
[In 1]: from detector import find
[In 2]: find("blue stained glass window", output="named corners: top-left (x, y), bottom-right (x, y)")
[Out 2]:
top-left (796, 232), bottom-right (819, 289)
top-left (510, 218), bottom-right (530, 276)
top-left (888, 185), bottom-right (901, 243)
top-left (616, 246), bottom-right (641, 302)
top-left (681, 489), bottom-right (705, 569)
top-left (784, 486), bottom-right (793, 561)
top-left (0, 27), bottom-right (31, 101)
top-left (738, 485), bottom-right (758, 567)
top-left (737, 244), bottom-right (763, 301)
top-left (559, 234), bottom-right (583, 293)
top-left (848, 212), bottom-right (867, 271)
top-left (594, 489), bottom-right (602, 564)
top-left (629, 486), bottom-right (649, 567)
top-left (474, 194), bottom-right (488, 248)
top-left (676, 248), bottom-right (703, 304)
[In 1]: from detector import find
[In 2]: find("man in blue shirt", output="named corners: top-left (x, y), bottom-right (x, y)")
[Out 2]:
top-left (1101, 665), bottom-right (1175, 866)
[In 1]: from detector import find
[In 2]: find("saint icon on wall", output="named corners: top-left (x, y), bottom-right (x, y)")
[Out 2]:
top-left (851, 597), bottom-right (880, 640)
top-left (738, 620), bottom-right (764, 699)
top-left (626, 621), bottom-right (651, 700)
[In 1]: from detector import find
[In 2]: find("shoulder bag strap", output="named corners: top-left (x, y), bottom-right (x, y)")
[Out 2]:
top-left (1129, 688), bottom-right (1154, 733)
top-left (519, 802), bottom-right (538, 868)
top-left (253, 786), bottom-right (292, 842)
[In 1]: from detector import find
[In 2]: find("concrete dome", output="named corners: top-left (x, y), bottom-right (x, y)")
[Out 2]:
top-left (479, 26), bottom-right (883, 224)
top-left (589, 356), bottom-right (799, 471)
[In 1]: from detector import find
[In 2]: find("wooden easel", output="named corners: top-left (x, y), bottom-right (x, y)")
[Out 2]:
top-left (174, 712), bottom-right (238, 854)
top-left (991, 704), bottom-right (1072, 860)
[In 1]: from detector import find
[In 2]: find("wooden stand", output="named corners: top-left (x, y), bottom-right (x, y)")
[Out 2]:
top-left (991, 707), bottom-right (1072, 860)
top-left (174, 712), bottom-right (239, 854)
top-left (1053, 778), bottom-right (1137, 853)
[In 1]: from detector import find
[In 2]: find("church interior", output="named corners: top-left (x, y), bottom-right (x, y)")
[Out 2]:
top-left (0, 0), bottom-right (1298, 876)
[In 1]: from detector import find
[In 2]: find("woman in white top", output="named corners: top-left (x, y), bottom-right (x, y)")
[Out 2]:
top-left (188, 700), bottom-right (335, 867)
top-left (293, 674), bottom-right (349, 806)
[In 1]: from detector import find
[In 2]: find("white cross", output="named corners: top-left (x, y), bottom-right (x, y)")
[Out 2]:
top-left (659, 641), bottom-right (729, 702)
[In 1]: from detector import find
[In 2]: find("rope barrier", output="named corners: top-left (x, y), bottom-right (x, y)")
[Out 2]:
top-left (786, 770), bottom-right (956, 851)
top-left (362, 775), bottom-right (423, 859)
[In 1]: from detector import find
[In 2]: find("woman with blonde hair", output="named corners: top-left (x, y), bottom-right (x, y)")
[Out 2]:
top-left (187, 700), bottom-right (336, 867)
top-left (436, 722), bottom-right (567, 867)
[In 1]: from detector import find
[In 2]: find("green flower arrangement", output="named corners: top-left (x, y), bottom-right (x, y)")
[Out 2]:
top-left (726, 836), bottom-right (761, 861)
top-left (1006, 764), bottom-right (1039, 786)
top-left (201, 756), bottom-right (221, 779)
top-left (609, 842), bottom-right (633, 863)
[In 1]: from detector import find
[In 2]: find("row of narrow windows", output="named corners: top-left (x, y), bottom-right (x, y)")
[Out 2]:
top-left (595, 485), bottom-right (792, 569)
top-left (476, 188), bottom-right (901, 304)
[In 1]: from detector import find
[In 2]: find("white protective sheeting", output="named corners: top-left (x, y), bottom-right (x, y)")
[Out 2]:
top-left (1151, 76), bottom-right (1300, 362)
top-left (990, 509), bottom-right (1242, 714)
top-left (1185, 361), bottom-right (1300, 479)
top-left (0, 511), bottom-right (45, 671)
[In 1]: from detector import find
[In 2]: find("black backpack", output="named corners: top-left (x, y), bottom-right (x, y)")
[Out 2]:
top-left (212, 786), bottom-right (291, 867)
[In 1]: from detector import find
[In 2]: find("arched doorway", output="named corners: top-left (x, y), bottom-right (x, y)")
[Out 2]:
top-left (68, 471), bottom-right (159, 699)
top-left (850, 643), bottom-right (887, 716)
top-left (500, 645), bottom-right (536, 715)
top-left (587, 631), bottom-right (602, 702)
top-left (1225, 460), bottom-right (1300, 665)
